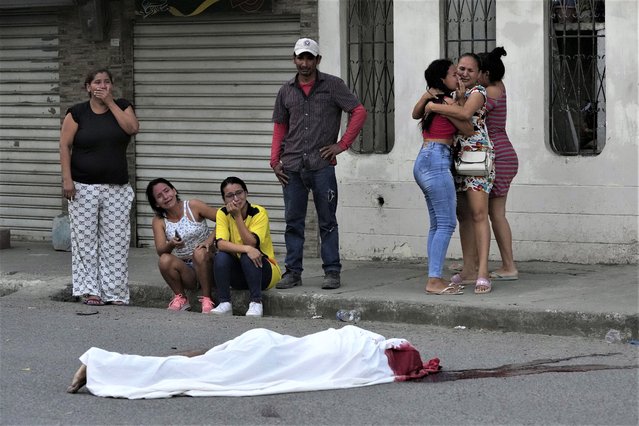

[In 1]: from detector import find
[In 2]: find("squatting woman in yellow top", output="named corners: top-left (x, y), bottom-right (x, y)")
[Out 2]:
top-left (209, 176), bottom-right (282, 317)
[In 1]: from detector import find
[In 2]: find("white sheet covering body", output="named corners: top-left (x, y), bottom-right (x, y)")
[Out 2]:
top-left (80, 326), bottom-right (404, 399)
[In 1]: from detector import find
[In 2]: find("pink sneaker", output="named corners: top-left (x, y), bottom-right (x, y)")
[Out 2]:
top-left (199, 296), bottom-right (215, 314)
top-left (167, 294), bottom-right (191, 311)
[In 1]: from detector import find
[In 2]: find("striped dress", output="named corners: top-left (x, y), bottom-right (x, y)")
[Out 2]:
top-left (485, 88), bottom-right (518, 198)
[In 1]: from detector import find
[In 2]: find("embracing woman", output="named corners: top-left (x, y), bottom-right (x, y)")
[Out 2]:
top-left (425, 53), bottom-right (495, 294)
top-left (412, 59), bottom-right (474, 295)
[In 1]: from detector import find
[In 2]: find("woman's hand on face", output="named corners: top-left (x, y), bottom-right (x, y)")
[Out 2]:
top-left (92, 87), bottom-right (114, 105)
top-left (246, 246), bottom-right (263, 268)
top-left (226, 201), bottom-right (241, 218)
top-left (456, 78), bottom-right (466, 101)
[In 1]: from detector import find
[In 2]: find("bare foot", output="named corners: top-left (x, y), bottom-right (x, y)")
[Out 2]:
top-left (451, 272), bottom-right (477, 286)
top-left (447, 262), bottom-right (464, 272)
top-left (66, 364), bottom-right (87, 393)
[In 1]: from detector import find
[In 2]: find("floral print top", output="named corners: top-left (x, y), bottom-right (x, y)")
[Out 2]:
top-left (164, 200), bottom-right (213, 260)
top-left (454, 85), bottom-right (495, 193)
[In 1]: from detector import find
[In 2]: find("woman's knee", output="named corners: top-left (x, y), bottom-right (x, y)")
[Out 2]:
top-left (213, 251), bottom-right (233, 271)
top-left (238, 253), bottom-right (258, 269)
top-left (488, 210), bottom-right (506, 225)
top-left (488, 198), bottom-right (506, 221)
top-left (158, 253), bottom-right (176, 272)
top-left (470, 208), bottom-right (488, 223)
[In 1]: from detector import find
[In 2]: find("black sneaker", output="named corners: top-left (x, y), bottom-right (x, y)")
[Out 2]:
top-left (276, 271), bottom-right (302, 289)
top-left (321, 271), bottom-right (341, 289)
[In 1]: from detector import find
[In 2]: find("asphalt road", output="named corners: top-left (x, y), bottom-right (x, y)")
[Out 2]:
top-left (1, 292), bottom-right (637, 426)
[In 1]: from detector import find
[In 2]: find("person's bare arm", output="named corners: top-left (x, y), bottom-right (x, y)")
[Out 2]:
top-left (449, 116), bottom-right (475, 137)
top-left (189, 199), bottom-right (218, 222)
top-left (151, 216), bottom-right (183, 256)
top-left (95, 88), bottom-right (139, 135)
top-left (59, 114), bottom-right (78, 200)
top-left (412, 90), bottom-right (438, 119)
top-left (427, 91), bottom-right (484, 121)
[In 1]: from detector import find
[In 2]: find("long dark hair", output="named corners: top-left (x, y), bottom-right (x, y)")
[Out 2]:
top-left (146, 178), bottom-right (180, 218)
top-left (479, 47), bottom-right (507, 83)
top-left (420, 59), bottom-right (454, 132)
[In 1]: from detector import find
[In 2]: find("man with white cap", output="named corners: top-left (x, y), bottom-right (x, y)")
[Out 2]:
top-left (271, 37), bottom-right (367, 290)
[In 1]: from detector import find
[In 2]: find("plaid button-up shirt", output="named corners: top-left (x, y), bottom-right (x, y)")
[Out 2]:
top-left (272, 70), bottom-right (361, 172)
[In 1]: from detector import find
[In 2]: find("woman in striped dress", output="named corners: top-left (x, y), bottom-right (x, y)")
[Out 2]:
top-left (479, 47), bottom-right (519, 280)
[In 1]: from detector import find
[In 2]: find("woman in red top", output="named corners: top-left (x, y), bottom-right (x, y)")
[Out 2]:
top-left (412, 59), bottom-right (473, 295)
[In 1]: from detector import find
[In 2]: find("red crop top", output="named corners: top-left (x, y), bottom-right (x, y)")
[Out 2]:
top-left (422, 114), bottom-right (456, 140)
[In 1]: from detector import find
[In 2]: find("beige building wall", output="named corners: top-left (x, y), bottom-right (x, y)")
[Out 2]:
top-left (319, 0), bottom-right (638, 264)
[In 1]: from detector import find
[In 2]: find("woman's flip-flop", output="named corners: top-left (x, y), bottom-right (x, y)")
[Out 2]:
top-left (426, 284), bottom-right (464, 295)
top-left (489, 272), bottom-right (519, 281)
top-left (474, 278), bottom-right (492, 294)
top-left (83, 297), bottom-right (104, 306)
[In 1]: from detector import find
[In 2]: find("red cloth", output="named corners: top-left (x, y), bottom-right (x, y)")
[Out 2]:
top-left (270, 122), bottom-right (288, 168)
top-left (299, 80), bottom-right (314, 96)
top-left (337, 104), bottom-right (367, 151)
top-left (422, 114), bottom-right (456, 140)
top-left (385, 341), bottom-right (441, 381)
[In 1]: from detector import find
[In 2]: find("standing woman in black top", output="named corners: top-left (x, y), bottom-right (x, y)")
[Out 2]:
top-left (59, 68), bottom-right (139, 306)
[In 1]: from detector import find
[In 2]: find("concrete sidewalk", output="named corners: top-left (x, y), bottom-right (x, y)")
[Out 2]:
top-left (0, 241), bottom-right (637, 340)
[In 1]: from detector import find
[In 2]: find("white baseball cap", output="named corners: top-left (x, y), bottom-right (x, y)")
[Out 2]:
top-left (294, 38), bottom-right (320, 57)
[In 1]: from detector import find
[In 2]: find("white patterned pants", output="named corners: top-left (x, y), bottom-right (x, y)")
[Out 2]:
top-left (68, 182), bottom-right (135, 303)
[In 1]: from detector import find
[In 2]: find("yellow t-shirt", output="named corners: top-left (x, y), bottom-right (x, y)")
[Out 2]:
top-left (215, 202), bottom-right (281, 289)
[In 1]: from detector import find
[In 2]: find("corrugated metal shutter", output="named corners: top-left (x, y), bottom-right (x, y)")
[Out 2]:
top-left (133, 15), bottom-right (299, 253)
top-left (0, 14), bottom-right (61, 241)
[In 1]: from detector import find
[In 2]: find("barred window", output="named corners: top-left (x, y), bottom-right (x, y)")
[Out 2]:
top-left (346, 0), bottom-right (394, 154)
top-left (549, 0), bottom-right (605, 155)
top-left (443, 0), bottom-right (496, 60)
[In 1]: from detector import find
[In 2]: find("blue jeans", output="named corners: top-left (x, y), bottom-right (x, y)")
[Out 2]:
top-left (413, 143), bottom-right (457, 278)
top-left (283, 166), bottom-right (341, 274)
top-left (213, 252), bottom-right (272, 303)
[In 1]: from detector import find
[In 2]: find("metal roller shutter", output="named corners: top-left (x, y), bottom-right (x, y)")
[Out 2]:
top-left (133, 15), bottom-right (299, 252)
top-left (0, 14), bottom-right (61, 241)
